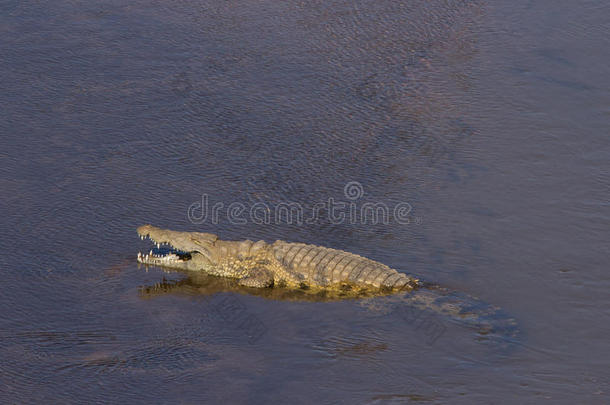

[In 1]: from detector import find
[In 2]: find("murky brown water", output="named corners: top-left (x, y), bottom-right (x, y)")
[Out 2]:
top-left (1, 0), bottom-right (609, 403)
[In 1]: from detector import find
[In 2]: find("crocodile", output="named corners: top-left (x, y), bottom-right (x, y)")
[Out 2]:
top-left (137, 224), bottom-right (420, 293)
top-left (136, 225), bottom-right (520, 346)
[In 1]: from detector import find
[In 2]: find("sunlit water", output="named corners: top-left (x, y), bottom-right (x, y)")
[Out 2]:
top-left (1, 0), bottom-right (609, 403)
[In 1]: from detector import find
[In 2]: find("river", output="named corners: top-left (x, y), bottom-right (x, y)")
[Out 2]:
top-left (1, 0), bottom-right (608, 403)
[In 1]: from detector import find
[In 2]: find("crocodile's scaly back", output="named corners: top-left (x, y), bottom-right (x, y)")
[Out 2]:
top-left (271, 241), bottom-right (417, 290)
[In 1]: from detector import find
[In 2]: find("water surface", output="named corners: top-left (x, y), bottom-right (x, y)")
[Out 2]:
top-left (1, 0), bottom-right (609, 403)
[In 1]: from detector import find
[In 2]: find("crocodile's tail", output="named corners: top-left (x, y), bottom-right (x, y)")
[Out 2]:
top-left (366, 281), bottom-right (520, 350)
top-left (421, 282), bottom-right (517, 337)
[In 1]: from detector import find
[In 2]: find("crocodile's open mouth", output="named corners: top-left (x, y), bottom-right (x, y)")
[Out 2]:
top-left (137, 232), bottom-right (192, 266)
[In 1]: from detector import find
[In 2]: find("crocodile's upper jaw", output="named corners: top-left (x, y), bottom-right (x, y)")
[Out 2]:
top-left (136, 224), bottom-right (216, 271)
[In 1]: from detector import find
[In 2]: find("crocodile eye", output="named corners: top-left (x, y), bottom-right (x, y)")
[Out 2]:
top-left (194, 247), bottom-right (211, 258)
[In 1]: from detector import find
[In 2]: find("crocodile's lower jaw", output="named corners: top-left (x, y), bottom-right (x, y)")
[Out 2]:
top-left (137, 252), bottom-right (186, 266)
